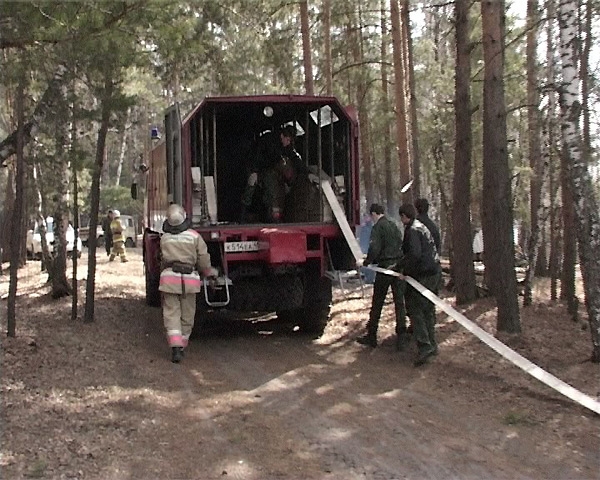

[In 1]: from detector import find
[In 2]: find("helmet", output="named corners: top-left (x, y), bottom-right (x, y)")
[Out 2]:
top-left (113, 210), bottom-right (120, 218)
top-left (166, 204), bottom-right (186, 227)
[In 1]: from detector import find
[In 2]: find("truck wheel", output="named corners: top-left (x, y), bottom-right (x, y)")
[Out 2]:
top-left (298, 276), bottom-right (332, 335)
top-left (125, 238), bottom-right (135, 248)
top-left (145, 265), bottom-right (161, 307)
top-left (278, 276), bottom-right (332, 336)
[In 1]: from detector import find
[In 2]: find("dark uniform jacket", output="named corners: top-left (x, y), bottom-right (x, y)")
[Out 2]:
top-left (400, 218), bottom-right (441, 278)
top-left (280, 144), bottom-right (307, 176)
top-left (417, 213), bottom-right (441, 256)
top-left (364, 216), bottom-right (403, 269)
top-left (101, 215), bottom-right (113, 241)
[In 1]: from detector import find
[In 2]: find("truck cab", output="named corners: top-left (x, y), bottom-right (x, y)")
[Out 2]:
top-left (142, 95), bottom-right (360, 334)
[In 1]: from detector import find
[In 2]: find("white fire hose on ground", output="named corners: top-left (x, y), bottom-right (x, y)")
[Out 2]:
top-left (321, 181), bottom-right (600, 415)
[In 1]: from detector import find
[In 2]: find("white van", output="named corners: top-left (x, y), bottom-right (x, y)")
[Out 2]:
top-left (26, 217), bottom-right (83, 259)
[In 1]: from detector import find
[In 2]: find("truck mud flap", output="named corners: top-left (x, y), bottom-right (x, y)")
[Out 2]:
top-left (223, 275), bottom-right (303, 312)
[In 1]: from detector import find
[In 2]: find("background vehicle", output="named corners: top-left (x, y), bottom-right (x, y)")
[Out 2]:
top-left (118, 215), bottom-right (138, 248)
top-left (27, 217), bottom-right (83, 259)
top-left (141, 95), bottom-right (360, 334)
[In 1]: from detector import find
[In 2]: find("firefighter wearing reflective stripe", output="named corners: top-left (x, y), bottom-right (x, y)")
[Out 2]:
top-left (159, 204), bottom-right (216, 363)
top-left (109, 210), bottom-right (128, 263)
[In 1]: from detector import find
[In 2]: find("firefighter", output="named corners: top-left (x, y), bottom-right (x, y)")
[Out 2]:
top-left (109, 210), bottom-right (128, 263)
top-left (159, 204), bottom-right (216, 363)
top-left (241, 125), bottom-right (307, 223)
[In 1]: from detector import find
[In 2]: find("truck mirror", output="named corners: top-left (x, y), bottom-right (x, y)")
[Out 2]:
top-left (131, 182), bottom-right (138, 200)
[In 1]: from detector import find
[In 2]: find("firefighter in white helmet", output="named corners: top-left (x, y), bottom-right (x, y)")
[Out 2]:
top-left (159, 203), bottom-right (216, 363)
top-left (109, 210), bottom-right (128, 262)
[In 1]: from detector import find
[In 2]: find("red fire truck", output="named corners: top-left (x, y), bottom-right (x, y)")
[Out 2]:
top-left (141, 95), bottom-right (360, 334)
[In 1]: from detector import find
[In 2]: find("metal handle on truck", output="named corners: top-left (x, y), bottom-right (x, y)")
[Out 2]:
top-left (203, 276), bottom-right (231, 307)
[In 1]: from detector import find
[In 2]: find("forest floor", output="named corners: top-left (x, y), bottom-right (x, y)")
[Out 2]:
top-left (1, 249), bottom-right (599, 480)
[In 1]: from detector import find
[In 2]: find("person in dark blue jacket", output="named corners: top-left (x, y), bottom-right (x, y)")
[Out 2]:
top-left (398, 203), bottom-right (442, 366)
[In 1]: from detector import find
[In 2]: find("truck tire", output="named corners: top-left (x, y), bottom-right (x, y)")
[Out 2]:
top-left (278, 275), bottom-right (332, 336)
top-left (125, 238), bottom-right (135, 248)
top-left (145, 264), bottom-right (161, 307)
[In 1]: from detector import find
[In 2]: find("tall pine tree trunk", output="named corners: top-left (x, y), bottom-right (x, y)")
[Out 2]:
top-left (390, 0), bottom-right (411, 204)
top-left (380, 0), bottom-right (395, 216)
top-left (401, 0), bottom-right (420, 200)
top-left (350, 8), bottom-right (374, 209)
top-left (546, 0), bottom-right (560, 302)
top-left (322, 0), bottom-right (332, 96)
top-left (452, 0), bottom-right (476, 304)
top-left (300, 1), bottom-right (314, 95)
top-left (6, 69), bottom-right (26, 338)
top-left (115, 107), bottom-right (130, 186)
top-left (558, 0), bottom-right (600, 362)
top-left (481, 0), bottom-right (521, 333)
top-left (523, 0), bottom-right (544, 307)
top-left (84, 74), bottom-right (114, 323)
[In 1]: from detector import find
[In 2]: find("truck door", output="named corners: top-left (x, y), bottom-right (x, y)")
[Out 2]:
top-left (164, 104), bottom-right (183, 206)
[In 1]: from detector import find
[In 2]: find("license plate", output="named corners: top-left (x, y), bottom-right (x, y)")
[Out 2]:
top-left (224, 241), bottom-right (259, 253)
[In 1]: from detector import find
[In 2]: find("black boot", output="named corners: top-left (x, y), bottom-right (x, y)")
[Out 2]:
top-left (171, 347), bottom-right (183, 363)
top-left (413, 344), bottom-right (435, 367)
top-left (396, 333), bottom-right (410, 352)
top-left (356, 333), bottom-right (377, 348)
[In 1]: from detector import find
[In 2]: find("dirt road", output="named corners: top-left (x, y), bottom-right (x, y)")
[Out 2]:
top-left (1, 250), bottom-right (598, 479)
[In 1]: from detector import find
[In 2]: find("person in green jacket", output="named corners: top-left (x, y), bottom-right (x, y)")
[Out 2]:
top-left (356, 203), bottom-right (407, 349)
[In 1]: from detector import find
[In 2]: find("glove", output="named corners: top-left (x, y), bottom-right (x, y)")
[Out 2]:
top-left (248, 172), bottom-right (258, 186)
top-left (308, 173), bottom-right (320, 184)
top-left (202, 267), bottom-right (219, 289)
top-left (202, 267), bottom-right (218, 278)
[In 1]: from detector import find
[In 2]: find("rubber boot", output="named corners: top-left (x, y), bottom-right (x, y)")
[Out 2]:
top-left (356, 333), bottom-right (377, 348)
top-left (171, 347), bottom-right (183, 363)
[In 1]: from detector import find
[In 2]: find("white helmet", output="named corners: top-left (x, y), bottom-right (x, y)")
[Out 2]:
top-left (113, 210), bottom-right (120, 218)
top-left (166, 204), bottom-right (186, 227)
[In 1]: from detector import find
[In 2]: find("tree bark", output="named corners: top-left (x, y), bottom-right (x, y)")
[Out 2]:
top-left (349, 9), bottom-right (374, 209)
top-left (322, 0), bottom-right (332, 96)
top-left (84, 74), bottom-right (114, 323)
top-left (299, 1), bottom-right (314, 95)
top-left (560, 136), bottom-right (577, 316)
top-left (390, 0), bottom-right (411, 204)
top-left (451, 0), bottom-right (477, 304)
top-left (523, 0), bottom-right (544, 307)
top-left (71, 92), bottom-right (79, 321)
top-left (401, 0), bottom-right (420, 200)
top-left (558, 0), bottom-right (600, 362)
top-left (545, 0), bottom-right (561, 303)
top-left (115, 107), bottom-right (130, 186)
top-left (49, 97), bottom-right (73, 299)
top-left (381, 0), bottom-right (395, 217)
top-left (6, 70), bottom-right (26, 338)
top-left (580, 0), bottom-right (592, 164)
top-left (481, 0), bottom-right (521, 333)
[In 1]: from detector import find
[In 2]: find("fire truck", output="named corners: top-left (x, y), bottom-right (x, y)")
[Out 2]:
top-left (141, 95), bottom-right (360, 334)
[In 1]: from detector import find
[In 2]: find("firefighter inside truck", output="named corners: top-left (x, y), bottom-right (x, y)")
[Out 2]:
top-left (240, 124), bottom-right (322, 223)
top-left (191, 101), bottom-right (349, 227)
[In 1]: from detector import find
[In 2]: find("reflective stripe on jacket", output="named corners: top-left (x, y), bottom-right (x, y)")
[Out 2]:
top-left (159, 229), bottom-right (211, 295)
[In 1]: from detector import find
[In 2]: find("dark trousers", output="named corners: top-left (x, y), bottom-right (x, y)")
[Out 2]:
top-left (105, 237), bottom-right (113, 256)
top-left (367, 272), bottom-right (406, 337)
top-left (405, 272), bottom-right (441, 353)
